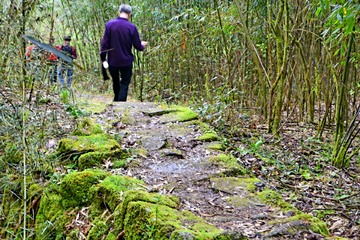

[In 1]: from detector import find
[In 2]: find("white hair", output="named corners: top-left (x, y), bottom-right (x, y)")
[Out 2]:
top-left (119, 4), bottom-right (132, 14)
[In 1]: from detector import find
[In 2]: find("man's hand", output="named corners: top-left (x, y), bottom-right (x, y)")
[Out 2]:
top-left (141, 41), bottom-right (148, 49)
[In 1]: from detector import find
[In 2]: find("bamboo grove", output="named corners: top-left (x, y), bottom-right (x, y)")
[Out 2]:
top-left (2, 0), bottom-right (360, 167)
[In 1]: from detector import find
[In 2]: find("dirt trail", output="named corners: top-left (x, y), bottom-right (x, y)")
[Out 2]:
top-left (76, 94), bottom-right (331, 240)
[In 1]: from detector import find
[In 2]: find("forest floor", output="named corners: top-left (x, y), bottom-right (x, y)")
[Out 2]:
top-left (55, 91), bottom-right (360, 239)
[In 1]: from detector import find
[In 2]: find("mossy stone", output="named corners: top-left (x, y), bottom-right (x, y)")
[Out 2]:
top-left (96, 175), bottom-right (144, 212)
top-left (59, 170), bottom-right (109, 208)
top-left (159, 106), bottom-right (199, 123)
top-left (121, 114), bottom-right (137, 125)
top-left (58, 134), bottom-right (120, 154)
top-left (73, 118), bottom-right (104, 136)
top-left (204, 142), bottom-right (226, 151)
top-left (197, 132), bottom-right (220, 142)
top-left (114, 190), bottom-right (179, 230)
top-left (78, 149), bottom-right (130, 171)
top-left (123, 201), bottom-right (222, 240)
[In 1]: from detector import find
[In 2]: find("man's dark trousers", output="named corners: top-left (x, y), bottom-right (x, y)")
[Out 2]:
top-left (109, 64), bottom-right (132, 101)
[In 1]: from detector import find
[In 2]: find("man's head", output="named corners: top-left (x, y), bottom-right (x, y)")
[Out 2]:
top-left (63, 35), bottom-right (71, 44)
top-left (119, 4), bottom-right (132, 19)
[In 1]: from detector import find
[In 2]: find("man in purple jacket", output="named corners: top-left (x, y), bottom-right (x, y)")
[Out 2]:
top-left (101, 4), bottom-right (148, 102)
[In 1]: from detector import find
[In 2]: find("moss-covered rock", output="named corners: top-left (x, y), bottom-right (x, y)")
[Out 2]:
top-left (204, 142), bottom-right (226, 151)
top-left (256, 189), bottom-right (296, 211)
top-left (78, 149), bottom-right (130, 171)
top-left (123, 200), bottom-right (222, 240)
top-left (96, 175), bottom-right (144, 212)
top-left (159, 106), bottom-right (199, 123)
top-left (73, 118), bottom-right (104, 136)
top-left (60, 170), bottom-right (109, 208)
top-left (197, 132), bottom-right (220, 142)
top-left (121, 114), bottom-right (137, 126)
top-left (114, 190), bottom-right (179, 230)
top-left (58, 134), bottom-right (120, 155)
top-left (87, 220), bottom-right (108, 240)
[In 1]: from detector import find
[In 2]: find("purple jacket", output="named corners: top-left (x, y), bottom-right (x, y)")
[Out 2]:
top-left (101, 17), bottom-right (144, 67)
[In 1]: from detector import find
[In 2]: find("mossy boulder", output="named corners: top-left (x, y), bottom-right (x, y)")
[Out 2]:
top-left (78, 149), bottom-right (130, 171)
top-left (59, 170), bottom-right (109, 208)
top-left (73, 118), bottom-right (104, 136)
top-left (58, 134), bottom-right (120, 155)
top-left (197, 132), bottom-right (220, 142)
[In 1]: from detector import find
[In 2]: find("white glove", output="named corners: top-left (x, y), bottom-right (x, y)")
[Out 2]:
top-left (103, 61), bottom-right (109, 69)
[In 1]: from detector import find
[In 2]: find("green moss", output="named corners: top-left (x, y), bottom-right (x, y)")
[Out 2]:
top-left (112, 159), bottom-right (128, 168)
top-left (81, 103), bottom-right (107, 114)
top-left (105, 231), bottom-right (117, 240)
top-left (87, 220), bottom-right (108, 240)
top-left (114, 190), bottom-right (179, 230)
top-left (226, 195), bottom-right (261, 208)
top-left (78, 149), bottom-right (130, 171)
top-left (121, 114), bottom-right (137, 126)
top-left (0, 176), bottom-right (42, 237)
top-left (159, 106), bottom-right (199, 123)
top-left (2, 143), bottom-right (22, 164)
top-left (35, 193), bottom-right (66, 238)
top-left (287, 213), bottom-right (330, 236)
top-left (206, 154), bottom-right (245, 172)
top-left (73, 118), bottom-right (104, 136)
top-left (96, 175), bottom-right (144, 212)
top-left (60, 170), bottom-right (109, 208)
top-left (58, 134), bottom-right (120, 154)
top-left (256, 189), bottom-right (296, 211)
top-left (204, 142), bottom-right (226, 151)
top-left (184, 120), bottom-right (211, 131)
top-left (197, 132), bottom-right (220, 142)
top-left (124, 201), bottom-right (222, 240)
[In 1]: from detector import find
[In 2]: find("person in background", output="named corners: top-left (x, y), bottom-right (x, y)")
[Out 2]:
top-left (101, 4), bottom-right (148, 102)
top-left (46, 36), bottom-right (58, 83)
top-left (58, 35), bottom-right (77, 88)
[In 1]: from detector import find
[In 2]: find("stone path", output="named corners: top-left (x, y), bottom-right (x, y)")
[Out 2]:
top-left (74, 95), bottom-right (331, 240)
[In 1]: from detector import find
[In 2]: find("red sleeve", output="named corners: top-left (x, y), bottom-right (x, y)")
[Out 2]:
top-left (72, 46), bottom-right (77, 59)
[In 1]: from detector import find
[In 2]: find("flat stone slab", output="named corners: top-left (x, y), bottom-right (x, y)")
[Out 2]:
top-left (210, 177), bottom-right (263, 194)
top-left (142, 109), bottom-right (178, 116)
top-left (149, 157), bottom-right (212, 174)
top-left (141, 136), bottom-right (167, 151)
